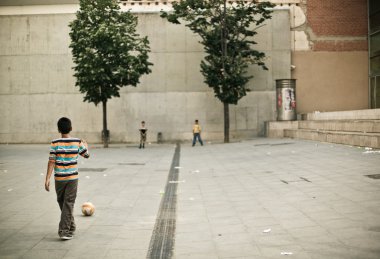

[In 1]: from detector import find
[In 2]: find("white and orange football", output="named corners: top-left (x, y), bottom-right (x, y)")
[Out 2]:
top-left (81, 202), bottom-right (95, 216)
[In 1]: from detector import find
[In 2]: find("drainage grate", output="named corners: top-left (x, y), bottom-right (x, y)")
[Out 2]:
top-left (368, 226), bottom-right (380, 232)
top-left (147, 143), bottom-right (180, 259)
top-left (300, 177), bottom-right (312, 183)
top-left (271, 142), bottom-right (295, 146)
top-left (365, 174), bottom-right (380, 180)
top-left (254, 142), bottom-right (295, 147)
top-left (80, 168), bottom-right (107, 172)
top-left (281, 177), bottom-right (312, 184)
top-left (118, 162), bottom-right (145, 165)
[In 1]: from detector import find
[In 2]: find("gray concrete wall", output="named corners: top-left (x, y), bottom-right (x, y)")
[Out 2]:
top-left (0, 10), bottom-right (291, 143)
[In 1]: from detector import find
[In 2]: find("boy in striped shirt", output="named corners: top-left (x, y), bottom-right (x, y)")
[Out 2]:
top-left (45, 117), bottom-right (90, 240)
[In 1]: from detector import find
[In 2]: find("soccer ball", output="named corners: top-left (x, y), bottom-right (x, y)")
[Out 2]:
top-left (81, 202), bottom-right (95, 216)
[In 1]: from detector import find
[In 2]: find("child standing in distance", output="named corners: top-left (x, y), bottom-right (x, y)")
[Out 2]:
top-left (192, 119), bottom-right (203, 146)
top-left (44, 117), bottom-right (90, 240)
top-left (139, 121), bottom-right (147, 149)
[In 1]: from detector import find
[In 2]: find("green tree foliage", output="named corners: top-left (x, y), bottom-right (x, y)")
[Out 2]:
top-left (69, 0), bottom-right (152, 147)
top-left (162, 0), bottom-right (274, 142)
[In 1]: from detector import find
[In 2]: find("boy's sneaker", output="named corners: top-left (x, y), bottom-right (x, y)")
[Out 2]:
top-left (60, 234), bottom-right (73, 240)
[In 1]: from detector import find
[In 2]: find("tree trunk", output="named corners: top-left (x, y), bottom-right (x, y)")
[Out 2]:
top-left (102, 100), bottom-right (109, 148)
top-left (223, 102), bottom-right (229, 143)
top-left (222, 0), bottom-right (229, 143)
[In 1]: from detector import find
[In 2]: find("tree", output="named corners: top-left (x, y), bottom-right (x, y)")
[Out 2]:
top-left (69, 0), bottom-right (152, 147)
top-left (162, 0), bottom-right (274, 142)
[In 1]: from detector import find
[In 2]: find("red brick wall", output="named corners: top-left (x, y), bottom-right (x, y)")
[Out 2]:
top-left (307, 0), bottom-right (368, 51)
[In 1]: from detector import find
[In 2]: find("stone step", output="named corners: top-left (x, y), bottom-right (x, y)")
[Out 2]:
top-left (265, 121), bottom-right (299, 138)
top-left (284, 129), bottom-right (380, 148)
top-left (298, 120), bottom-right (380, 133)
top-left (301, 109), bottom-right (380, 121)
top-left (266, 109), bottom-right (380, 148)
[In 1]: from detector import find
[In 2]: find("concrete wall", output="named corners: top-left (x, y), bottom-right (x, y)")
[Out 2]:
top-left (0, 10), bottom-right (291, 143)
top-left (292, 51), bottom-right (369, 113)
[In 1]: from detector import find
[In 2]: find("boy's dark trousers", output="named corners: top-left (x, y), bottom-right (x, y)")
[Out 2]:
top-left (55, 179), bottom-right (78, 236)
top-left (139, 133), bottom-right (146, 149)
top-left (192, 133), bottom-right (203, 146)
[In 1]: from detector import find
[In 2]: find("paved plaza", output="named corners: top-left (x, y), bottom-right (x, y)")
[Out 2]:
top-left (0, 138), bottom-right (380, 259)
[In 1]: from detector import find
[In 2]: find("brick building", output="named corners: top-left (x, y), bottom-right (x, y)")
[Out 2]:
top-left (288, 0), bottom-right (370, 112)
top-left (369, 0), bottom-right (380, 108)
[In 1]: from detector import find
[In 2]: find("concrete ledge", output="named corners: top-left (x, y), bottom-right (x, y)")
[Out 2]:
top-left (299, 120), bottom-right (380, 133)
top-left (265, 121), bottom-right (299, 138)
top-left (302, 109), bottom-right (380, 121)
top-left (284, 129), bottom-right (380, 148)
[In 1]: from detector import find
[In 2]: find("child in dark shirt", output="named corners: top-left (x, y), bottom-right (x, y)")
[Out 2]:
top-left (139, 121), bottom-right (147, 149)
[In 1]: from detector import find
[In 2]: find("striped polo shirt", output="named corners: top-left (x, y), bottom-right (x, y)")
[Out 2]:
top-left (49, 137), bottom-right (90, 181)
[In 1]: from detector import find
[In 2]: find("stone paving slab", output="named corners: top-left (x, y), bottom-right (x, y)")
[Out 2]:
top-left (0, 139), bottom-right (380, 258)
top-left (176, 139), bottom-right (380, 259)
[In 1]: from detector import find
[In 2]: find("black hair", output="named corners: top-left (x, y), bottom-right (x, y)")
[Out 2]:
top-left (57, 117), bottom-right (72, 134)
top-left (142, 121), bottom-right (145, 124)
top-left (195, 119), bottom-right (199, 123)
